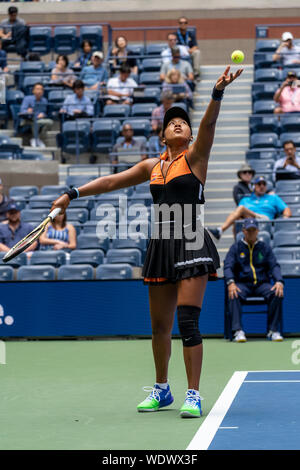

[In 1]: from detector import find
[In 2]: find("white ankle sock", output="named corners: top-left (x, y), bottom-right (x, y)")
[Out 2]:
top-left (156, 382), bottom-right (168, 389)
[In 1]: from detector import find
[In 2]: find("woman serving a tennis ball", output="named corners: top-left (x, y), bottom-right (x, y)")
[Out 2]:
top-left (51, 65), bottom-right (243, 419)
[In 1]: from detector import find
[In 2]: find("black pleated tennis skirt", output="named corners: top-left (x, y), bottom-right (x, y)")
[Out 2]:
top-left (142, 228), bottom-right (220, 285)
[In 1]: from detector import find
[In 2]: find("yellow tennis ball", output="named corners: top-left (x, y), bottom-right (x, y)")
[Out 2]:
top-left (231, 50), bottom-right (244, 64)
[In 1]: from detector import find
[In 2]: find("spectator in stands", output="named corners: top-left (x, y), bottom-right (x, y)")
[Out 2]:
top-left (106, 64), bottom-right (138, 105)
top-left (111, 123), bottom-right (147, 164)
top-left (39, 211), bottom-right (77, 251)
top-left (233, 163), bottom-right (256, 205)
top-left (59, 79), bottom-right (94, 119)
top-left (148, 126), bottom-right (166, 158)
top-left (0, 178), bottom-right (10, 223)
top-left (224, 218), bottom-right (284, 342)
top-left (160, 46), bottom-right (194, 83)
top-left (73, 40), bottom-right (93, 69)
top-left (208, 176), bottom-right (291, 240)
top-left (51, 55), bottom-right (76, 88)
top-left (80, 51), bottom-right (108, 90)
top-left (0, 6), bottom-right (28, 58)
top-left (273, 32), bottom-right (300, 67)
top-left (25, 52), bottom-right (41, 62)
top-left (273, 140), bottom-right (300, 180)
top-left (162, 69), bottom-right (193, 106)
top-left (175, 16), bottom-right (201, 80)
top-left (161, 32), bottom-right (190, 64)
top-left (20, 82), bottom-right (53, 148)
top-left (0, 202), bottom-right (37, 252)
top-left (111, 35), bottom-right (138, 75)
top-left (151, 90), bottom-right (174, 133)
top-left (273, 71), bottom-right (300, 114)
top-left (0, 39), bottom-right (9, 73)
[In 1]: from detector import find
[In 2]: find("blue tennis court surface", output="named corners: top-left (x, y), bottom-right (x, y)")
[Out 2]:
top-left (188, 371), bottom-right (300, 450)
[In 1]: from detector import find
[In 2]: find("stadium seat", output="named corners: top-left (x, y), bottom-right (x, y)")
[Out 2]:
top-left (133, 87), bottom-right (161, 104)
top-left (250, 133), bottom-right (279, 149)
top-left (9, 186), bottom-right (38, 200)
top-left (128, 44), bottom-right (145, 56)
top-left (66, 208), bottom-right (89, 224)
top-left (16, 61), bottom-right (45, 89)
top-left (276, 194), bottom-right (300, 205)
top-left (40, 185), bottom-right (69, 197)
top-left (91, 119), bottom-right (121, 153)
top-left (254, 68), bottom-right (282, 82)
top-left (279, 261), bottom-right (300, 277)
top-left (69, 198), bottom-right (94, 211)
top-left (0, 252), bottom-right (27, 268)
top-left (254, 53), bottom-right (276, 69)
top-left (53, 26), bottom-right (77, 55)
top-left (28, 195), bottom-right (52, 209)
top-left (252, 83), bottom-right (279, 102)
top-left (48, 89), bottom-right (73, 119)
top-left (77, 234), bottom-right (110, 252)
top-left (22, 75), bottom-right (49, 95)
top-left (82, 221), bottom-right (98, 234)
top-left (106, 248), bottom-right (142, 266)
top-left (21, 208), bottom-right (50, 222)
top-left (123, 119), bottom-right (151, 137)
top-left (246, 159), bottom-right (274, 173)
top-left (65, 175), bottom-right (94, 188)
top-left (57, 265), bottom-right (94, 281)
top-left (79, 25), bottom-right (103, 51)
top-left (273, 231), bottom-right (300, 247)
top-left (131, 103), bottom-right (157, 118)
top-left (279, 115), bottom-right (300, 133)
top-left (275, 180), bottom-right (300, 193)
top-left (17, 265), bottom-right (56, 281)
top-left (139, 72), bottom-right (161, 86)
top-left (253, 100), bottom-right (277, 114)
top-left (235, 219), bottom-right (272, 235)
top-left (274, 219), bottom-right (300, 233)
top-left (58, 120), bottom-right (91, 154)
top-left (255, 39), bottom-right (280, 52)
top-left (6, 89), bottom-right (24, 108)
top-left (0, 265), bottom-right (14, 281)
top-left (290, 204), bottom-right (300, 217)
top-left (249, 115), bottom-right (279, 134)
top-left (282, 67), bottom-right (300, 79)
top-left (95, 263), bottom-right (133, 280)
top-left (273, 247), bottom-right (300, 261)
top-left (70, 249), bottom-right (104, 267)
top-left (280, 133), bottom-right (300, 148)
top-left (28, 26), bottom-right (52, 56)
top-left (141, 58), bottom-right (162, 72)
top-left (145, 43), bottom-right (166, 56)
top-left (11, 198), bottom-right (27, 211)
top-left (236, 230), bottom-right (271, 245)
top-left (103, 104), bottom-right (131, 119)
top-left (30, 250), bottom-right (67, 267)
top-left (112, 238), bottom-right (147, 261)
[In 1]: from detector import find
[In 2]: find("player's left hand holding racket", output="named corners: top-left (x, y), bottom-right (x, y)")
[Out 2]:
top-left (3, 207), bottom-right (62, 263)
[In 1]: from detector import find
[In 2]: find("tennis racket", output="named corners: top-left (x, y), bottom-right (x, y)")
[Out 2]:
top-left (3, 208), bottom-right (61, 263)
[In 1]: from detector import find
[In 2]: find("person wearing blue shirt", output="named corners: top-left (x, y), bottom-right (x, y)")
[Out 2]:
top-left (0, 202), bottom-right (37, 253)
top-left (224, 218), bottom-right (284, 342)
top-left (20, 82), bottom-right (53, 148)
top-left (80, 51), bottom-right (108, 90)
top-left (59, 79), bottom-right (94, 119)
top-left (175, 17), bottom-right (201, 80)
top-left (208, 175), bottom-right (291, 240)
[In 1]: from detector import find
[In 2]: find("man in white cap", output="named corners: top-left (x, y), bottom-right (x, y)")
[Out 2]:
top-left (80, 51), bottom-right (108, 90)
top-left (273, 32), bottom-right (300, 66)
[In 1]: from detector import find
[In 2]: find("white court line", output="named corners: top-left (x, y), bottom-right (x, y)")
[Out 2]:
top-left (219, 426), bottom-right (239, 429)
top-left (186, 371), bottom-right (247, 451)
top-left (244, 380), bottom-right (300, 383)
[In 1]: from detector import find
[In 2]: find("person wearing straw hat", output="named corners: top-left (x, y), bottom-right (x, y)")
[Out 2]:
top-left (233, 163), bottom-right (255, 205)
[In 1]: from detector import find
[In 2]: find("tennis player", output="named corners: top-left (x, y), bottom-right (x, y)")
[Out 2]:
top-left (51, 66), bottom-right (243, 418)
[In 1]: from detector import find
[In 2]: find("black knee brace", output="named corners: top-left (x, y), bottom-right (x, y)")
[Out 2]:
top-left (177, 305), bottom-right (202, 347)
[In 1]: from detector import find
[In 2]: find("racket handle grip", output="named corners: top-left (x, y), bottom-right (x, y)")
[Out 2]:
top-left (48, 208), bottom-right (61, 220)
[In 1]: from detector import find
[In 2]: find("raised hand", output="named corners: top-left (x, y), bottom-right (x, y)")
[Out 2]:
top-left (215, 66), bottom-right (243, 90)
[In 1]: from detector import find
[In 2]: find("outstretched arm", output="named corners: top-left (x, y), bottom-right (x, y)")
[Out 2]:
top-left (187, 66), bottom-right (243, 183)
top-left (50, 158), bottom-right (158, 214)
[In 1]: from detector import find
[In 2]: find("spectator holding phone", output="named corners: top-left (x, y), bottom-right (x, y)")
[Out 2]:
top-left (273, 71), bottom-right (300, 114)
top-left (273, 32), bottom-right (300, 66)
top-left (273, 140), bottom-right (300, 180)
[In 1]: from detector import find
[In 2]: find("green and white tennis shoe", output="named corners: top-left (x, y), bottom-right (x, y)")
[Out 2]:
top-left (137, 384), bottom-right (174, 412)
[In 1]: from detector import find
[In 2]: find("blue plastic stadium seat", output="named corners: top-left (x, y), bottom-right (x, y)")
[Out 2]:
top-left (66, 208), bottom-right (89, 224)
top-left (69, 198), bottom-right (94, 211)
top-left (17, 265), bottom-right (56, 281)
top-left (275, 180), bottom-right (300, 193)
top-left (250, 132), bottom-right (279, 149)
top-left (276, 193), bottom-right (300, 205)
top-left (65, 175), bottom-right (94, 188)
top-left (141, 58), bottom-right (162, 72)
top-left (54, 26), bottom-right (77, 55)
top-left (91, 119), bottom-right (121, 153)
top-left (290, 205), bottom-right (300, 217)
top-left (254, 53), bottom-right (276, 69)
top-left (16, 61), bottom-right (45, 89)
top-left (145, 43), bottom-right (166, 56)
top-left (82, 221), bottom-right (98, 234)
top-left (6, 89), bottom-right (24, 108)
top-left (253, 100), bottom-right (277, 114)
top-left (22, 75), bottom-right (49, 95)
top-left (246, 149), bottom-right (279, 162)
top-left (9, 186), bottom-right (38, 199)
top-left (249, 115), bottom-right (279, 134)
top-left (40, 185), bottom-right (69, 196)
top-left (30, 250), bottom-right (67, 267)
top-left (0, 252), bottom-right (27, 268)
top-left (128, 44), bottom-right (145, 56)
top-left (273, 231), bottom-right (300, 247)
top-left (96, 263), bottom-right (133, 280)
top-left (77, 234), bottom-right (110, 252)
top-left (48, 89), bottom-right (73, 118)
top-left (252, 83), bottom-right (280, 102)
top-left (28, 195), bottom-right (52, 210)
top-left (11, 198), bottom-right (27, 211)
top-left (274, 219), bottom-right (300, 233)
top-left (235, 219), bottom-right (272, 235)
top-left (279, 115), bottom-right (300, 133)
top-left (79, 25), bottom-right (103, 52)
top-left (246, 159), bottom-right (274, 173)
top-left (279, 261), bottom-right (300, 277)
top-left (236, 230), bottom-right (271, 245)
top-left (70, 249), bottom-right (104, 267)
top-left (254, 68), bottom-right (282, 82)
top-left (123, 119), bottom-right (151, 137)
top-left (133, 87), bottom-right (161, 104)
top-left (57, 264), bottom-right (94, 281)
top-left (139, 72), bottom-right (161, 86)
top-left (106, 248), bottom-right (142, 266)
top-left (112, 238), bottom-right (147, 260)
top-left (102, 104), bottom-right (131, 119)
top-left (131, 103), bottom-right (157, 118)
top-left (255, 39), bottom-right (280, 52)
top-left (58, 120), bottom-right (91, 155)
top-left (0, 265), bottom-right (14, 281)
top-left (280, 133), bottom-right (300, 148)
top-left (273, 247), bottom-right (300, 261)
top-left (29, 26), bottom-right (52, 56)
top-left (21, 208), bottom-right (49, 223)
